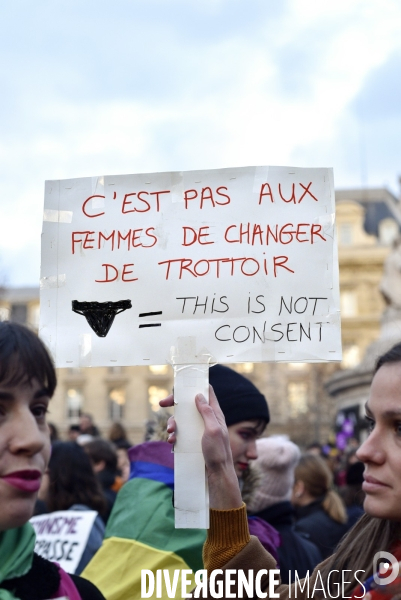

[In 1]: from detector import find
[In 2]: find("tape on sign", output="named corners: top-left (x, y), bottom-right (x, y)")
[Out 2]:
top-left (43, 210), bottom-right (73, 223)
top-left (40, 274), bottom-right (66, 289)
top-left (253, 166), bottom-right (270, 193)
top-left (169, 337), bottom-right (215, 366)
top-left (79, 333), bottom-right (92, 367)
top-left (171, 171), bottom-right (184, 204)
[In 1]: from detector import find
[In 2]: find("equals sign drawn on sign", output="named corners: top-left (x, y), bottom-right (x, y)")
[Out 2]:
top-left (139, 311), bottom-right (162, 328)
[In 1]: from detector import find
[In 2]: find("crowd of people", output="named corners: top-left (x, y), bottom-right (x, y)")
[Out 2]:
top-left (1, 320), bottom-right (401, 599)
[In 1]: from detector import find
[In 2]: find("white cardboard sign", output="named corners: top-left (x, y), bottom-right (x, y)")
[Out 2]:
top-left (40, 166), bottom-right (341, 367)
top-left (30, 510), bottom-right (98, 574)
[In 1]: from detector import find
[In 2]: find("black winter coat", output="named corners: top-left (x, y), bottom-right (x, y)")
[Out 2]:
top-left (253, 501), bottom-right (322, 584)
top-left (294, 498), bottom-right (348, 559)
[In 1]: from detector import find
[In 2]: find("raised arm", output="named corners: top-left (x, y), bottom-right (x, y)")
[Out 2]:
top-left (161, 386), bottom-right (242, 510)
top-left (159, 387), bottom-right (322, 599)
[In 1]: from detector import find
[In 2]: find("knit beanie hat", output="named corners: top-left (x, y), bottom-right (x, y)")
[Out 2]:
top-left (247, 436), bottom-right (301, 513)
top-left (209, 364), bottom-right (269, 427)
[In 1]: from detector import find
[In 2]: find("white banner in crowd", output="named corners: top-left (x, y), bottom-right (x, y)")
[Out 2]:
top-left (30, 510), bottom-right (98, 574)
top-left (40, 165), bottom-right (341, 367)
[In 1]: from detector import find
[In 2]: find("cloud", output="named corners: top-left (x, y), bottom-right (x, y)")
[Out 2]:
top-left (0, 0), bottom-right (288, 110)
top-left (352, 51), bottom-right (401, 121)
top-left (293, 46), bottom-right (401, 190)
top-left (1, 0), bottom-right (401, 285)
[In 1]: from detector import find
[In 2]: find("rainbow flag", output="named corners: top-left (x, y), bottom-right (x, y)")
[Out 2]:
top-left (83, 441), bottom-right (206, 600)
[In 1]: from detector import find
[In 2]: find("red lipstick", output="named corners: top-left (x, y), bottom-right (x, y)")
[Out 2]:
top-left (1, 470), bottom-right (42, 493)
top-left (237, 462), bottom-right (249, 471)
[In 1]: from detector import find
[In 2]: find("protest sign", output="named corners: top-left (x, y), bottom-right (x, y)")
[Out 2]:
top-left (40, 166), bottom-right (341, 367)
top-left (30, 510), bottom-right (98, 574)
top-left (40, 165), bottom-right (341, 528)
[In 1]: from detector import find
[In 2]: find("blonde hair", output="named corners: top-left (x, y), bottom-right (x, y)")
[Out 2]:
top-left (295, 454), bottom-right (347, 524)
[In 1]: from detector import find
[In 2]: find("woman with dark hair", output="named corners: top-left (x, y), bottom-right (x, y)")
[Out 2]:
top-left (162, 341), bottom-right (401, 598)
top-left (43, 441), bottom-right (107, 573)
top-left (46, 442), bottom-right (106, 515)
top-left (84, 438), bottom-right (121, 521)
top-left (108, 422), bottom-right (131, 448)
top-left (291, 454), bottom-right (348, 558)
top-left (0, 322), bottom-right (104, 600)
top-left (47, 422), bottom-right (59, 444)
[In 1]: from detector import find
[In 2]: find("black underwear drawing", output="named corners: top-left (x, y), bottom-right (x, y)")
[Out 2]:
top-left (72, 300), bottom-right (132, 337)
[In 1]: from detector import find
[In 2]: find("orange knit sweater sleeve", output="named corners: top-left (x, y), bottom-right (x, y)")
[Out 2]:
top-left (203, 503), bottom-right (251, 573)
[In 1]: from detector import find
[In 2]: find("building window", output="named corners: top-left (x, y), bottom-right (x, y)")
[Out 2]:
top-left (288, 382), bottom-right (308, 417)
top-left (342, 345), bottom-right (360, 369)
top-left (149, 365), bottom-right (169, 375)
top-left (29, 304), bottom-right (40, 329)
top-left (0, 307), bottom-right (10, 321)
top-left (379, 218), bottom-right (398, 246)
top-left (148, 385), bottom-right (169, 413)
top-left (68, 367), bottom-right (82, 375)
top-left (10, 304), bottom-right (27, 324)
top-left (340, 291), bottom-right (358, 317)
top-left (339, 223), bottom-right (353, 246)
top-left (109, 387), bottom-right (126, 420)
top-left (287, 362), bottom-right (308, 370)
top-left (66, 388), bottom-right (83, 420)
top-left (236, 363), bottom-right (254, 374)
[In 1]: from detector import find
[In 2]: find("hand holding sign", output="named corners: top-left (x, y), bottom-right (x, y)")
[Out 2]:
top-left (161, 386), bottom-right (243, 511)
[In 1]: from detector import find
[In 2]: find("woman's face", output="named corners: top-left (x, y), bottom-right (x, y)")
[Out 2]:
top-left (227, 420), bottom-right (264, 477)
top-left (357, 363), bottom-right (401, 520)
top-left (117, 448), bottom-right (130, 483)
top-left (0, 378), bottom-right (51, 530)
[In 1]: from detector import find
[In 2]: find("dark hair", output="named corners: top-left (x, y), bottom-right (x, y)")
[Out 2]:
top-left (0, 322), bottom-right (56, 396)
top-left (114, 439), bottom-right (132, 450)
top-left (84, 439), bottom-right (118, 472)
top-left (48, 422), bottom-right (59, 443)
top-left (80, 413), bottom-right (93, 422)
top-left (47, 442), bottom-right (106, 516)
top-left (108, 422), bottom-right (128, 443)
top-left (375, 341), bottom-right (401, 372)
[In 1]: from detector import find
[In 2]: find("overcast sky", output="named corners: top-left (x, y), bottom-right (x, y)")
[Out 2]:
top-left (1, 0), bottom-right (401, 287)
